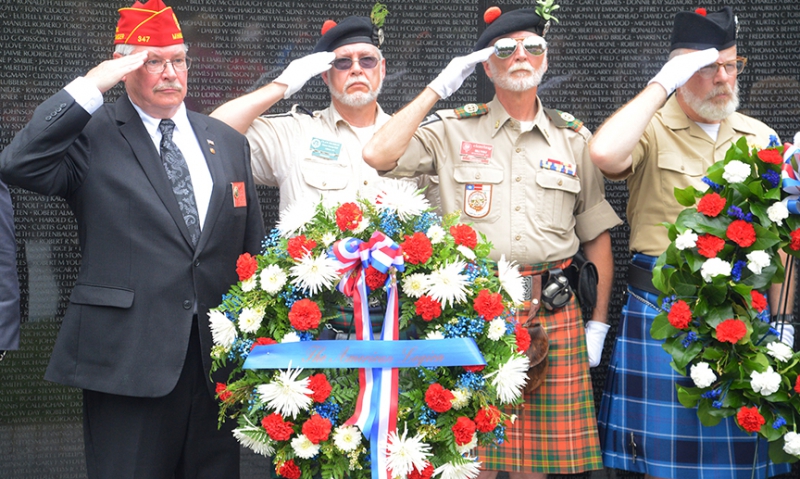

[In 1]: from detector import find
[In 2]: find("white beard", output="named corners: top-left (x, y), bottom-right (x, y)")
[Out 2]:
top-left (329, 76), bottom-right (383, 107)
top-left (678, 81), bottom-right (740, 122)
top-left (488, 58), bottom-right (547, 92)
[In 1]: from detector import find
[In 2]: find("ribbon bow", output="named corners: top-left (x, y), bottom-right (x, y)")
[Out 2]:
top-left (781, 142), bottom-right (800, 213)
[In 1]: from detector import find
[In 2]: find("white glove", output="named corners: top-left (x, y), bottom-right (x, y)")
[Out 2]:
top-left (428, 47), bottom-right (494, 99)
top-left (274, 51), bottom-right (336, 99)
top-left (648, 48), bottom-right (719, 96)
top-left (585, 320), bottom-right (610, 368)
top-left (771, 322), bottom-right (795, 348)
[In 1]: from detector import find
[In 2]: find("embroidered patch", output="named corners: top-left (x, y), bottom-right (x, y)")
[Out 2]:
top-left (539, 159), bottom-right (576, 176)
top-left (556, 109), bottom-right (583, 131)
top-left (231, 182), bottom-right (247, 207)
top-left (460, 141), bottom-right (493, 164)
top-left (309, 137), bottom-right (342, 161)
top-left (455, 103), bottom-right (488, 119)
top-left (464, 184), bottom-right (492, 218)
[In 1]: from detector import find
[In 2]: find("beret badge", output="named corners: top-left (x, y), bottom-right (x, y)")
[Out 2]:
top-left (371, 2), bottom-right (389, 48)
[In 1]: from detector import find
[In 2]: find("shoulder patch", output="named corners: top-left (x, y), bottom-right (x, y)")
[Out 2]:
top-left (454, 103), bottom-right (488, 119)
top-left (545, 108), bottom-right (584, 132)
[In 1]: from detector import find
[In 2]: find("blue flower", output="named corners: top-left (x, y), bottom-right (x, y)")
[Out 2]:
top-left (379, 210), bottom-right (401, 237)
top-left (769, 135), bottom-right (780, 148)
top-left (263, 228), bottom-right (282, 251)
top-left (493, 424), bottom-right (506, 444)
top-left (414, 212), bottom-right (438, 232)
top-left (456, 371), bottom-right (486, 391)
top-left (418, 405), bottom-right (438, 425)
top-left (727, 205), bottom-right (753, 222)
top-left (773, 416), bottom-right (787, 429)
top-left (298, 331), bottom-right (314, 341)
top-left (314, 401), bottom-right (341, 424)
top-left (702, 177), bottom-right (722, 190)
top-left (731, 260), bottom-right (747, 282)
top-left (712, 400), bottom-right (723, 409)
top-left (682, 331), bottom-right (698, 348)
top-left (280, 285), bottom-right (304, 308)
top-left (444, 316), bottom-right (485, 338)
top-left (762, 170), bottom-right (781, 189)
top-left (701, 388), bottom-right (722, 399)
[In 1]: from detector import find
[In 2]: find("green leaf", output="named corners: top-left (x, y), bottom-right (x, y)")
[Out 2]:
top-left (665, 336), bottom-right (703, 370)
top-left (676, 385), bottom-right (701, 408)
top-left (743, 264), bottom-right (777, 290)
top-left (651, 312), bottom-right (678, 340)
top-left (769, 438), bottom-right (800, 464)
top-left (674, 186), bottom-right (699, 207)
top-left (705, 304), bottom-right (734, 327)
top-left (697, 400), bottom-right (724, 427)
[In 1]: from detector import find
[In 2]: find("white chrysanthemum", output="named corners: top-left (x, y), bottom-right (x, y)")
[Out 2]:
top-left (768, 201), bottom-right (789, 226)
top-left (333, 425), bottom-right (362, 453)
top-left (232, 427), bottom-right (275, 457)
top-left (291, 434), bottom-right (321, 459)
top-left (700, 257), bottom-right (732, 282)
top-left (425, 329), bottom-right (445, 340)
top-left (456, 433), bottom-right (478, 455)
top-left (497, 255), bottom-right (524, 305)
top-left (375, 181), bottom-right (430, 222)
top-left (402, 273), bottom-right (430, 298)
top-left (321, 231), bottom-right (337, 247)
top-left (451, 388), bottom-right (472, 410)
top-left (434, 457), bottom-right (481, 479)
top-left (277, 199), bottom-right (317, 237)
top-left (784, 431), bottom-right (800, 456)
top-left (750, 366), bottom-right (782, 396)
top-left (290, 253), bottom-right (340, 295)
top-left (487, 318), bottom-right (507, 341)
top-left (281, 331), bottom-right (301, 343)
top-left (457, 244), bottom-right (476, 261)
top-left (689, 362), bottom-right (717, 389)
top-left (238, 306), bottom-right (264, 334)
top-left (766, 341), bottom-right (794, 362)
top-left (257, 367), bottom-right (313, 418)
top-left (486, 354), bottom-right (530, 404)
top-left (241, 276), bottom-right (256, 292)
top-left (209, 310), bottom-right (237, 350)
top-left (386, 427), bottom-right (433, 478)
top-left (352, 217), bottom-right (370, 234)
top-left (675, 229), bottom-right (699, 251)
top-left (259, 264), bottom-right (288, 295)
top-left (722, 160), bottom-right (751, 184)
top-left (425, 260), bottom-right (470, 308)
top-left (427, 224), bottom-right (446, 244)
top-left (746, 250), bottom-right (771, 275)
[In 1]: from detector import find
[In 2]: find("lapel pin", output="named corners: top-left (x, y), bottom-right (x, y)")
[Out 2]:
top-left (207, 139), bottom-right (216, 154)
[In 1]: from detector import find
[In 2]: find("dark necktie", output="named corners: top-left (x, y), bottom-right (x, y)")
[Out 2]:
top-left (158, 119), bottom-right (201, 246)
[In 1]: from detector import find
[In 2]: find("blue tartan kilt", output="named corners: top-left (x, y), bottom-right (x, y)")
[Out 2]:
top-left (597, 254), bottom-right (791, 479)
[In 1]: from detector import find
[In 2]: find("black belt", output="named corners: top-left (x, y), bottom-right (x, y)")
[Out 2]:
top-left (627, 262), bottom-right (661, 296)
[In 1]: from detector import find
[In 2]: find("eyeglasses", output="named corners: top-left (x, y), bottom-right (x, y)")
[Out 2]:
top-left (493, 36), bottom-right (547, 59)
top-left (696, 56), bottom-right (747, 79)
top-left (143, 57), bottom-right (192, 74)
top-left (331, 56), bottom-right (379, 71)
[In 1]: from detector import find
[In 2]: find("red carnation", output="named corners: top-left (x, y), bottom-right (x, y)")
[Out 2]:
top-left (302, 414), bottom-right (332, 444)
top-left (450, 224), bottom-right (478, 249)
top-left (409, 463), bottom-right (435, 479)
top-left (335, 202), bottom-right (363, 231)
top-left (795, 376), bottom-right (800, 394)
top-left (365, 265), bottom-right (388, 291)
top-left (727, 220), bottom-right (756, 248)
top-left (451, 416), bottom-right (477, 445)
top-left (696, 234), bottom-right (725, 258)
top-left (474, 405), bottom-right (502, 433)
top-left (289, 298), bottom-right (322, 331)
top-left (514, 323), bottom-right (531, 353)
top-left (262, 413), bottom-right (294, 441)
top-left (750, 290), bottom-right (768, 313)
top-left (695, 8), bottom-right (707, 16)
top-left (287, 235), bottom-right (317, 260)
top-left (474, 289), bottom-right (505, 320)
top-left (236, 253), bottom-right (258, 281)
top-left (757, 149), bottom-right (783, 165)
top-left (215, 382), bottom-right (233, 403)
top-left (251, 337), bottom-right (277, 351)
top-left (278, 459), bottom-right (301, 479)
top-left (307, 373), bottom-right (332, 403)
top-left (401, 232), bottom-right (433, 265)
top-left (716, 318), bottom-right (747, 344)
top-left (697, 192), bottom-right (726, 217)
top-left (791, 229), bottom-right (800, 251)
top-left (425, 383), bottom-right (455, 413)
top-left (668, 300), bottom-right (693, 329)
top-left (463, 364), bottom-right (485, 372)
top-left (484, 6), bottom-right (502, 24)
top-left (415, 295), bottom-right (442, 321)
top-left (737, 406), bottom-right (765, 434)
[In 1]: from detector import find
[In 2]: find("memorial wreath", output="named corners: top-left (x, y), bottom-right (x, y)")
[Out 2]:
top-left (209, 183), bottom-right (530, 479)
top-left (652, 136), bottom-right (800, 462)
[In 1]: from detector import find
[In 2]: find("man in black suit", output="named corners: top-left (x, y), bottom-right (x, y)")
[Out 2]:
top-left (0, 178), bottom-right (20, 361)
top-left (0, 1), bottom-right (265, 477)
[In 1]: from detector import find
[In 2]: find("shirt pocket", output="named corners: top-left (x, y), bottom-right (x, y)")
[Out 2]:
top-left (534, 169), bottom-right (580, 231)
top-left (657, 151), bottom-right (705, 200)
top-left (453, 165), bottom-right (503, 223)
top-left (300, 157), bottom-right (350, 191)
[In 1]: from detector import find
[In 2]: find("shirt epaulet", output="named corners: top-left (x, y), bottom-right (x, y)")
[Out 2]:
top-left (545, 108), bottom-right (584, 132)
top-left (454, 103), bottom-right (489, 119)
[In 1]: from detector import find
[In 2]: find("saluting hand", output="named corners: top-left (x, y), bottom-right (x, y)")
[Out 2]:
top-left (428, 47), bottom-right (494, 100)
top-left (84, 51), bottom-right (148, 93)
top-left (274, 51), bottom-right (337, 99)
top-left (648, 48), bottom-right (719, 96)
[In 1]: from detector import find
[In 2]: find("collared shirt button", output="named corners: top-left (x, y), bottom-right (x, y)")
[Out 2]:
top-left (558, 179), bottom-right (563, 186)
top-left (475, 173), bottom-right (481, 180)
top-left (515, 206), bottom-right (521, 211)
top-left (182, 300), bottom-right (192, 310)
top-left (515, 176), bottom-right (521, 182)
top-left (515, 148), bottom-right (521, 153)
top-left (322, 181), bottom-right (327, 187)
top-left (363, 180), bottom-right (368, 185)
top-left (680, 165), bottom-right (685, 171)
top-left (515, 235), bottom-right (521, 241)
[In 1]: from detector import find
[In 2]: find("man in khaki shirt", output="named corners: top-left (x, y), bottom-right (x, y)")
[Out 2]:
top-left (211, 13), bottom-right (437, 213)
top-left (364, 5), bottom-right (620, 478)
top-left (589, 7), bottom-right (792, 479)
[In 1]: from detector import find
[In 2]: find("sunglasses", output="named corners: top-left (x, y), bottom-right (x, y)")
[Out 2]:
top-left (331, 56), bottom-right (379, 71)
top-left (493, 37), bottom-right (547, 59)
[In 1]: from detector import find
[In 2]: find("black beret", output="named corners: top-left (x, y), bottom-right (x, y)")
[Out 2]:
top-left (313, 16), bottom-right (379, 53)
top-left (670, 6), bottom-right (736, 51)
top-left (474, 8), bottom-right (547, 51)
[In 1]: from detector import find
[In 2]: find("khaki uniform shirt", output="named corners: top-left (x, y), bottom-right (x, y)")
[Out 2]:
top-left (623, 95), bottom-right (778, 255)
top-left (247, 103), bottom-right (438, 212)
top-left (386, 96), bottom-right (621, 264)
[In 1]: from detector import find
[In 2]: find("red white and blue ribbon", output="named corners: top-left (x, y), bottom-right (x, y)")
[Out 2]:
top-left (781, 142), bottom-right (800, 213)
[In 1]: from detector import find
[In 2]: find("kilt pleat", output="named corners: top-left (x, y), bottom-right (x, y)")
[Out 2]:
top-left (597, 254), bottom-right (791, 479)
